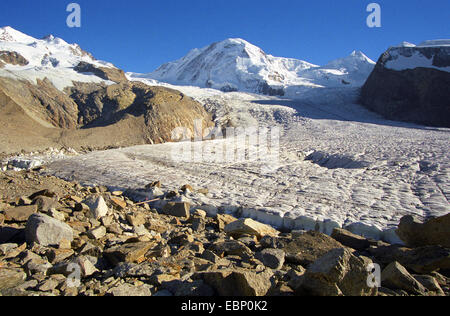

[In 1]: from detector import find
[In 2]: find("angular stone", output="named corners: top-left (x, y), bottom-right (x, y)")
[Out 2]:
top-left (414, 275), bottom-right (445, 295)
top-left (47, 248), bottom-right (75, 264)
top-left (192, 209), bottom-right (207, 219)
top-left (283, 231), bottom-right (344, 266)
top-left (397, 214), bottom-right (450, 248)
top-left (33, 196), bottom-right (61, 213)
top-left (84, 196), bottom-right (109, 219)
top-left (87, 226), bottom-right (107, 240)
top-left (111, 197), bottom-right (127, 210)
top-left (74, 256), bottom-right (99, 277)
top-left (108, 283), bottom-right (153, 296)
top-left (224, 218), bottom-right (279, 240)
top-left (163, 202), bottom-right (190, 219)
top-left (381, 262), bottom-right (426, 295)
top-left (216, 214), bottom-right (237, 230)
top-left (331, 228), bottom-right (371, 251)
top-left (209, 240), bottom-right (253, 258)
top-left (0, 243), bottom-right (19, 256)
top-left (69, 196), bottom-right (83, 204)
top-left (195, 268), bottom-right (274, 296)
top-left (4, 205), bottom-right (37, 222)
top-left (104, 242), bottom-right (157, 266)
top-left (0, 268), bottom-right (26, 293)
top-left (47, 209), bottom-right (66, 222)
top-left (18, 196), bottom-right (32, 206)
top-left (296, 248), bottom-right (377, 296)
top-left (25, 213), bottom-right (73, 247)
top-left (126, 213), bottom-right (146, 227)
top-left (255, 248), bottom-right (285, 270)
top-left (169, 232), bottom-right (194, 246)
top-left (145, 220), bottom-right (168, 233)
top-left (190, 217), bottom-right (206, 232)
top-left (38, 278), bottom-right (60, 292)
top-left (0, 213), bottom-right (4, 225)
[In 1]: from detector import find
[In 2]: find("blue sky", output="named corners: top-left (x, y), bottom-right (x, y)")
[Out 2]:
top-left (1, 0), bottom-right (449, 72)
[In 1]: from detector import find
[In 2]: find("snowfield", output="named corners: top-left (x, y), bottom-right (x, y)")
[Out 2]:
top-left (44, 83), bottom-right (450, 244)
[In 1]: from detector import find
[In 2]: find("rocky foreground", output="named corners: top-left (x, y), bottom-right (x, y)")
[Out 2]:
top-left (0, 169), bottom-right (449, 296)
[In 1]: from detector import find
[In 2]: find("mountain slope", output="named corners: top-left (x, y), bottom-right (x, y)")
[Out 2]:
top-left (0, 26), bottom-right (213, 154)
top-left (361, 39), bottom-right (450, 127)
top-left (130, 38), bottom-right (375, 96)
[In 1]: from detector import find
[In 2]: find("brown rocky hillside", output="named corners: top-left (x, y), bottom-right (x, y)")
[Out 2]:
top-left (0, 75), bottom-right (213, 154)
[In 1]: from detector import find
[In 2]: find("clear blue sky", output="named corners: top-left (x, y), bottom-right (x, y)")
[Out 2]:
top-left (1, 0), bottom-right (449, 72)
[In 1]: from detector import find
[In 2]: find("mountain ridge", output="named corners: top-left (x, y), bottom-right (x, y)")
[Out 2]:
top-left (130, 38), bottom-right (376, 96)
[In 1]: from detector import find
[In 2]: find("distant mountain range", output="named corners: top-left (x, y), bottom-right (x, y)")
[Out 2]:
top-left (129, 38), bottom-right (376, 96)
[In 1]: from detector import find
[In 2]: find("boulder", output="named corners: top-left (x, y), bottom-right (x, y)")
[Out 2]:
top-left (104, 242), bottom-right (157, 266)
top-left (224, 218), bottom-right (279, 240)
top-left (209, 240), bottom-right (253, 258)
top-left (108, 283), bottom-right (153, 296)
top-left (195, 268), bottom-right (274, 296)
top-left (25, 213), bottom-right (73, 247)
top-left (283, 231), bottom-right (344, 266)
top-left (163, 202), bottom-right (190, 219)
top-left (396, 214), bottom-right (450, 248)
top-left (413, 275), bottom-right (445, 296)
top-left (381, 262), bottom-right (426, 295)
top-left (33, 196), bottom-right (61, 213)
top-left (0, 268), bottom-right (26, 293)
top-left (84, 196), bottom-right (109, 219)
top-left (331, 228), bottom-right (371, 251)
top-left (255, 248), bottom-right (285, 270)
top-left (296, 248), bottom-right (378, 296)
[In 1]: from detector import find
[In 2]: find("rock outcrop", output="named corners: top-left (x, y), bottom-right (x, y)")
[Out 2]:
top-left (360, 43), bottom-right (450, 127)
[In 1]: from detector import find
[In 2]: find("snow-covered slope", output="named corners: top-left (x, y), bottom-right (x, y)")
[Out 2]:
top-left (129, 38), bottom-right (375, 96)
top-left (0, 26), bottom-right (116, 90)
top-left (383, 39), bottom-right (450, 73)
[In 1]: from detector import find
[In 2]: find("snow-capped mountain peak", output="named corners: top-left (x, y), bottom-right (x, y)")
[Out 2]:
top-left (0, 26), bottom-right (118, 90)
top-left (131, 38), bottom-right (375, 96)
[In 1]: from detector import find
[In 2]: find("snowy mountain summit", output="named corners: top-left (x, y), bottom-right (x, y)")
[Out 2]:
top-left (0, 26), bottom-right (122, 90)
top-left (132, 38), bottom-right (376, 96)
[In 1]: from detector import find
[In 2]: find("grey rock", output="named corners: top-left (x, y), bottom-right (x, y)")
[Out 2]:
top-left (108, 283), bottom-right (153, 296)
top-left (25, 213), bottom-right (73, 247)
top-left (0, 269), bottom-right (26, 293)
top-left (163, 202), bottom-right (190, 219)
top-left (255, 248), bottom-right (285, 270)
top-left (84, 196), bottom-right (109, 219)
top-left (296, 248), bottom-right (378, 296)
